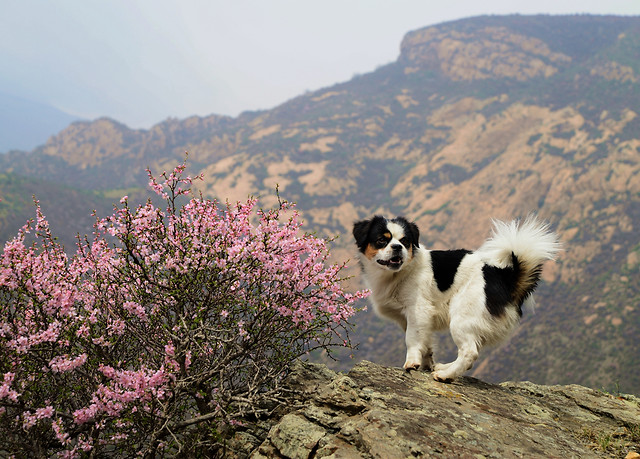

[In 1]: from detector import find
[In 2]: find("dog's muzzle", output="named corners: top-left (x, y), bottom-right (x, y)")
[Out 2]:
top-left (377, 244), bottom-right (404, 269)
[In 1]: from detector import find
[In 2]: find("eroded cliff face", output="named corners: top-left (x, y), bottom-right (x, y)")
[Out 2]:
top-left (228, 361), bottom-right (640, 458)
top-left (400, 25), bottom-right (572, 81)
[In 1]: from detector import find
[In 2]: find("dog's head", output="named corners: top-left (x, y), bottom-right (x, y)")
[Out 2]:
top-left (353, 216), bottom-right (420, 272)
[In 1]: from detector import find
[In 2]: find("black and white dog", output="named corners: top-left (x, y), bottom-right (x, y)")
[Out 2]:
top-left (353, 215), bottom-right (560, 381)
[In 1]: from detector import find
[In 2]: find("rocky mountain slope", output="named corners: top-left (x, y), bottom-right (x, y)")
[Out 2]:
top-left (1, 15), bottom-right (639, 393)
top-left (229, 360), bottom-right (640, 458)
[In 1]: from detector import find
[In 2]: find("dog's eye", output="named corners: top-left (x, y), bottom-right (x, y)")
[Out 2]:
top-left (376, 238), bottom-right (388, 248)
top-left (400, 237), bottom-right (410, 247)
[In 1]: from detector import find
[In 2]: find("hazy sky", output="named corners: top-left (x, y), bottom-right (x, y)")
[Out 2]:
top-left (2, 0), bottom-right (639, 129)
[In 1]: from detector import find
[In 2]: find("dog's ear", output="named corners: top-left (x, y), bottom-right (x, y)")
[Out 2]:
top-left (353, 218), bottom-right (373, 252)
top-left (394, 216), bottom-right (420, 248)
top-left (407, 220), bottom-right (420, 248)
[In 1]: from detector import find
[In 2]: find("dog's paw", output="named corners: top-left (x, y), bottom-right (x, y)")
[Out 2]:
top-left (403, 361), bottom-right (421, 372)
top-left (432, 371), bottom-right (454, 382)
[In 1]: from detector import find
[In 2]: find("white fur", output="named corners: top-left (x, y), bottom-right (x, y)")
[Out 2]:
top-left (357, 216), bottom-right (560, 382)
top-left (477, 215), bottom-right (561, 268)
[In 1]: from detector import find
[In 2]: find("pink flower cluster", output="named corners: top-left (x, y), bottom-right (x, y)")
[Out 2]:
top-left (49, 353), bottom-right (88, 373)
top-left (0, 157), bottom-right (367, 456)
top-left (72, 365), bottom-right (170, 425)
top-left (0, 372), bottom-right (19, 402)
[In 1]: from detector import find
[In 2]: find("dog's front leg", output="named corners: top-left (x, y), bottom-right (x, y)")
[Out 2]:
top-left (403, 307), bottom-right (432, 371)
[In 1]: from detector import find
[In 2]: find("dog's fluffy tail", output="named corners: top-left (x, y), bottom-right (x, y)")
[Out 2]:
top-left (478, 215), bottom-right (562, 308)
top-left (479, 215), bottom-right (561, 267)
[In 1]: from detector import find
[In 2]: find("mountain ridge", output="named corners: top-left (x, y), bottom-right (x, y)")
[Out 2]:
top-left (1, 14), bottom-right (639, 394)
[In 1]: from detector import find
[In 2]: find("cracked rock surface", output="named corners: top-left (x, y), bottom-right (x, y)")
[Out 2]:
top-left (228, 360), bottom-right (640, 458)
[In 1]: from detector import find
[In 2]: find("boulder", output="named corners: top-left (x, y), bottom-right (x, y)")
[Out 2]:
top-left (229, 360), bottom-right (640, 458)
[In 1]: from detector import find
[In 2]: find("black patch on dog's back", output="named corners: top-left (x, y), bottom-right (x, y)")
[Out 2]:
top-left (430, 250), bottom-right (471, 292)
top-left (483, 253), bottom-right (521, 316)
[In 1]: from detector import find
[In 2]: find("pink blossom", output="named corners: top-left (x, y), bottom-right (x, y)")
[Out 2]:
top-left (237, 320), bottom-right (248, 339)
top-left (52, 418), bottom-right (70, 445)
top-left (123, 301), bottom-right (147, 320)
top-left (107, 318), bottom-right (126, 335)
top-left (73, 404), bottom-right (98, 425)
top-left (49, 354), bottom-right (88, 373)
top-left (22, 412), bottom-right (38, 430)
top-left (36, 405), bottom-right (54, 419)
top-left (76, 323), bottom-right (90, 338)
top-left (0, 372), bottom-right (19, 402)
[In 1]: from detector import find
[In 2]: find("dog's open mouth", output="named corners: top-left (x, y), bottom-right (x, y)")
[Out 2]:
top-left (377, 256), bottom-right (403, 269)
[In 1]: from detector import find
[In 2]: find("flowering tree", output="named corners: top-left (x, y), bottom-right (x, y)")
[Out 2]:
top-left (0, 159), bottom-right (367, 457)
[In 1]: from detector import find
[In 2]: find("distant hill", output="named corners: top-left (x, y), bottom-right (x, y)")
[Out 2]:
top-left (0, 172), bottom-right (115, 251)
top-left (0, 92), bottom-right (81, 152)
top-left (1, 14), bottom-right (639, 394)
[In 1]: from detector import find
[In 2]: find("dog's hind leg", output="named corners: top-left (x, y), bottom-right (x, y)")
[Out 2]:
top-left (432, 308), bottom-right (481, 381)
top-left (432, 337), bottom-right (479, 381)
top-left (432, 361), bottom-right (452, 373)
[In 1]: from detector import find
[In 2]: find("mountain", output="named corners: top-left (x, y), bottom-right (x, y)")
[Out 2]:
top-left (0, 92), bottom-right (81, 152)
top-left (1, 14), bottom-right (639, 394)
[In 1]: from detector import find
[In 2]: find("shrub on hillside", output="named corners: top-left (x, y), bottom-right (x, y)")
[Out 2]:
top-left (0, 159), bottom-right (367, 457)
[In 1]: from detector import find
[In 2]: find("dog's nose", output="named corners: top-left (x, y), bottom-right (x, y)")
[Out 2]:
top-left (391, 244), bottom-right (403, 251)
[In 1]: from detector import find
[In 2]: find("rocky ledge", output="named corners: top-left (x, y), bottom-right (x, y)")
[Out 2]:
top-left (228, 360), bottom-right (640, 458)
